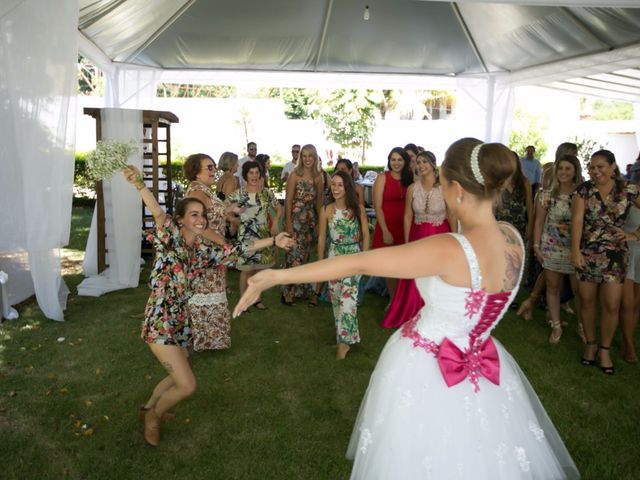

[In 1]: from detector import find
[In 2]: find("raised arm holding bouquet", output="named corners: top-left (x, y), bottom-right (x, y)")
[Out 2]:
top-left (122, 165), bottom-right (292, 447)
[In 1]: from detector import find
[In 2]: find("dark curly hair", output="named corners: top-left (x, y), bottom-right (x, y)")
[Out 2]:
top-left (183, 153), bottom-right (214, 181)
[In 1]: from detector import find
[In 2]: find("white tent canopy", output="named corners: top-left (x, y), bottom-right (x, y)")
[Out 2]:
top-left (77, 0), bottom-right (640, 102)
top-left (2, 0), bottom-right (640, 320)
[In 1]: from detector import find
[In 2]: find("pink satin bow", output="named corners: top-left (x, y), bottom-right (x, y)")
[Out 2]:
top-left (437, 337), bottom-right (500, 389)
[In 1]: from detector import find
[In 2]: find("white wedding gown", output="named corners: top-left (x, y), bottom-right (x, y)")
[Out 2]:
top-left (347, 233), bottom-right (580, 479)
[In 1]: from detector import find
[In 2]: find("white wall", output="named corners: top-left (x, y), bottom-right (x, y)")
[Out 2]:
top-left (76, 91), bottom-right (637, 167)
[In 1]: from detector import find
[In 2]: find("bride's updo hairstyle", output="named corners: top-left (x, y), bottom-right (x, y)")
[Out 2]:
top-left (441, 137), bottom-right (516, 200)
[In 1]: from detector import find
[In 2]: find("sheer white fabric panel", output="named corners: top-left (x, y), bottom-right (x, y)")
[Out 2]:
top-left (78, 109), bottom-right (143, 296)
top-left (0, 0), bottom-right (77, 320)
top-left (456, 76), bottom-right (515, 144)
top-left (105, 67), bottom-right (160, 109)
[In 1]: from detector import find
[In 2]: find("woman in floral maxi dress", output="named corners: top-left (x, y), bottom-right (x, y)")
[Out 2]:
top-left (281, 144), bottom-right (324, 305)
top-left (227, 160), bottom-right (282, 310)
top-left (317, 171), bottom-right (370, 359)
top-left (184, 154), bottom-right (232, 351)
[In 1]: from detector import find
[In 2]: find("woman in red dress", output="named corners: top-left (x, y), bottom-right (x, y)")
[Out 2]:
top-left (372, 147), bottom-right (414, 301)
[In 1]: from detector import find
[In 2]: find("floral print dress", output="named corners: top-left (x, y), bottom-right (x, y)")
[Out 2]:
top-left (142, 216), bottom-right (245, 348)
top-left (328, 208), bottom-right (362, 345)
top-left (494, 185), bottom-right (528, 239)
top-left (186, 182), bottom-right (231, 351)
top-left (538, 190), bottom-right (574, 275)
top-left (282, 178), bottom-right (319, 299)
top-left (575, 180), bottom-right (639, 283)
top-left (226, 187), bottom-right (278, 270)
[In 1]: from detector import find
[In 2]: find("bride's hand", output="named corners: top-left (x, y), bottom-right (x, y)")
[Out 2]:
top-left (233, 269), bottom-right (280, 317)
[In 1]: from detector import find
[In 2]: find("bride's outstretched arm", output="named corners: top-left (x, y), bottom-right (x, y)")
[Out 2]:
top-left (233, 234), bottom-right (455, 316)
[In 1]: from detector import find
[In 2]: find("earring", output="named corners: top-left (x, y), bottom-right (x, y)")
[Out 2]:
top-left (456, 196), bottom-right (462, 204)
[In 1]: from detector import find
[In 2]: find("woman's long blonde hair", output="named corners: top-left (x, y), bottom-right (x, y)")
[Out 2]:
top-left (293, 144), bottom-right (321, 178)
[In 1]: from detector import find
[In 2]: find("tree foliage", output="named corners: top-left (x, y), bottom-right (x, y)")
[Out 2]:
top-left (315, 89), bottom-right (378, 163)
top-left (77, 55), bottom-right (104, 96)
top-left (156, 83), bottom-right (237, 98)
top-left (509, 107), bottom-right (548, 160)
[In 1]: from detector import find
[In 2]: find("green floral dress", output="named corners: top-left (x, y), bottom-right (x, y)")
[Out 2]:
top-left (328, 207), bottom-right (362, 345)
top-left (282, 178), bottom-right (319, 299)
top-left (142, 216), bottom-right (245, 348)
top-left (226, 187), bottom-right (278, 270)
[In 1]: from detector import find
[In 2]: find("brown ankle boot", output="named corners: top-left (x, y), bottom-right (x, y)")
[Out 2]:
top-left (144, 408), bottom-right (161, 446)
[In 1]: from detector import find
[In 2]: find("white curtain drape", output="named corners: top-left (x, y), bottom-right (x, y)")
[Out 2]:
top-left (105, 66), bottom-right (161, 109)
top-left (78, 109), bottom-right (143, 296)
top-left (0, 0), bottom-right (77, 321)
top-left (456, 75), bottom-right (515, 145)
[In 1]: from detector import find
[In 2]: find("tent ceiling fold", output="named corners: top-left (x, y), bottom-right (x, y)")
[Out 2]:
top-left (78, 1), bottom-right (640, 101)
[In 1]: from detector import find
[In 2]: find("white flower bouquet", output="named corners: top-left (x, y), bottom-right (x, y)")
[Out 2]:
top-left (85, 140), bottom-right (139, 181)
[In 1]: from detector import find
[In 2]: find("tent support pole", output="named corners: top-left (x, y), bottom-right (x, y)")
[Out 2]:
top-left (451, 2), bottom-right (488, 73)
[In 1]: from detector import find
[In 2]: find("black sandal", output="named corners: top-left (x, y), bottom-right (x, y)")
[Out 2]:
top-left (581, 341), bottom-right (597, 366)
top-left (598, 345), bottom-right (615, 375)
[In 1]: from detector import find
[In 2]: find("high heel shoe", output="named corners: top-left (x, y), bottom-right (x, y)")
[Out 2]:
top-left (516, 295), bottom-right (537, 321)
top-left (580, 341), bottom-right (597, 366)
top-left (598, 345), bottom-right (615, 375)
top-left (280, 294), bottom-right (293, 307)
top-left (548, 320), bottom-right (562, 345)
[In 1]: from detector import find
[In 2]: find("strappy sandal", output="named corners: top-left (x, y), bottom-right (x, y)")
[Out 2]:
top-left (549, 320), bottom-right (562, 345)
top-left (580, 341), bottom-right (597, 366)
top-left (598, 345), bottom-right (615, 375)
top-left (516, 295), bottom-right (537, 321)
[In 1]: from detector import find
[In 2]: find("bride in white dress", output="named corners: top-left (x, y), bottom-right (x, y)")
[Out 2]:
top-left (233, 138), bottom-right (580, 479)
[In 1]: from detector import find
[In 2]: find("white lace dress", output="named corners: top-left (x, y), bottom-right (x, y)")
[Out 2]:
top-left (347, 233), bottom-right (580, 479)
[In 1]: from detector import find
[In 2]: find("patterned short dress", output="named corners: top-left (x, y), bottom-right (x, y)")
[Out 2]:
top-left (328, 207), bottom-right (362, 345)
top-left (226, 187), bottom-right (278, 271)
top-left (575, 180), bottom-right (639, 283)
top-left (494, 185), bottom-right (528, 240)
top-left (141, 216), bottom-right (244, 348)
top-left (623, 206), bottom-right (640, 283)
top-left (186, 182), bottom-right (231, 351)
top-left (282, 178), bottom-right (319, 299)
top-left (538, 190), bottom-right (574, 275)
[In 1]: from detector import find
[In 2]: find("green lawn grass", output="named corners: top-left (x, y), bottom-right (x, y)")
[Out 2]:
top-left (0, 207), bottom-right (638, 479)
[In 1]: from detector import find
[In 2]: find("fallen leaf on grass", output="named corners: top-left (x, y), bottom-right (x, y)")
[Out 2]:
top-left (74, 420), bottom-right (82, 428)
top-left (84, 400), bottom-right (93, 407)
top-left (8, 390), bottom-right (16, 397)
top-left (82, 428), bottom-right (94, 436)
top-left (95, 368), bottom-right (101, 376)
top-left (103, 415), bottom-right (109, 421)
top-left (59, 387), bottom-right (68, 394)
top-left (184, 418), bottom-right (191, 424)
